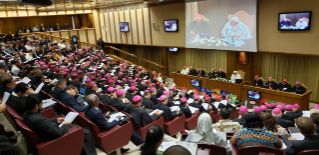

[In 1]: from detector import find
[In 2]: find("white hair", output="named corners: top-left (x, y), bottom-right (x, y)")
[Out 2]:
top-left (310, 108), bottom-right (319, 114)
top-left (272, 113), bottom-right (282, 119)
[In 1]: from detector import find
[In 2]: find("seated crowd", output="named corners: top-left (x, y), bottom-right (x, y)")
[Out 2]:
top-left (180, 66), bottom-right (307, 94)
top-left (0, 37), bottom-right (317, 154)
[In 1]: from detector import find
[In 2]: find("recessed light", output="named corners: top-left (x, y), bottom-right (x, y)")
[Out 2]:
top-left (19, 5), bottom-right (24, 7)
top-left (67, 5), bottom-right (71, 6)
top-left (89, 1), bottom-right (94, 2)
top-left (55, 3), bottom-right (59, 4)
top-left (97, 3), bottom-right (100, 5)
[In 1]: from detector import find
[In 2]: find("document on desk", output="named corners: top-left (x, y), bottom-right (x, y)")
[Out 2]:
top-left (34, 83), bottom-right (44, 94)
top-left (42, 98), bottom-right (57, 109)
top-left (158, 141), bottom-right (176, 152)
top-left (149, 109), bottom-right (164, 116)
top-left (302, 111), bottom-right (310, 118)
top-left (201, 103), bottom-right (209, 110)
top-left (109, 112), bottom-right (126, 122)
top-left (16, 77), bottom-right (31, 84)
top-left (176, 142), bottom-right (197, 155)
top-left (187, 98), bottom-right (194, 104)
top-left (214, 102), bottom-right (220, 108)
top-left (59, 112), bottom-right (79, 127)
top-left (291, 133), bottom-right (305, 140)
top-left (171, 106), bottom-right (180, 112)
top-left (189, 106), bottom-right (199, 114)
top-left (1, 92), bottom-right (10, 106)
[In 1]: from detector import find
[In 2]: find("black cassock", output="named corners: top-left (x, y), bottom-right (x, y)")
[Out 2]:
top-left (7, 95), bottom-right (26, 116)
top-left (106, 98), bottom-right (129, 112)
top-left (215, 71), bottom-right (226, 78)
top-left (176, 104), bottom-right (192, 118)
top-left (188, 69), bottom-right (197, 76)
top-left (291, 85), bottom-right (306, 94)
top-left (265, 81), bottom-right (278, 90)
top-left (253, 79), bottom-right (263, 87)
top-left (154, 103), bottom-right (177, 121)
top-left (126, 105), bottom-right (158, 127)
top-left (142, 97), bottom-right (155, 109)
top-left (150, 95), bottom-right (160, 104)
top-left (125, 93), bottom-right (134, 102)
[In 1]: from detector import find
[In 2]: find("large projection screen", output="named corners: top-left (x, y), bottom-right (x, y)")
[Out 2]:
top-left (185, 0), bottom-right (257, 52)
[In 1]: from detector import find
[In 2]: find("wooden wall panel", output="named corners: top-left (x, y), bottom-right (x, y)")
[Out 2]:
top-left (87, 29), bottom-right (96, 44)
top-left (119, 6), bottom-right (127, 44)
top-left (136, 4), bottom-right (145, 45)
top-left (61, 31), bottom-right (69, 39)
top-left (92, 9), bottom-right (101, 39)
top-left (109, 8), bottom-right (117, 43)
top-left (143, 7), bottom-right (151, 45)
top-left (79, 30), bottom-right (87, 42)
top-left (99, 9), bottom-right (107, 41)
top-left (130, 5), bottom-right (139, 44)
top-left (104, 9), bottom-right (111, 42)
top-left (7, 11), bottom-right (17, 17)
top-left (113, 8), bottom-right (121, 43)
top-left (125, 7), bottom-right (133, 44)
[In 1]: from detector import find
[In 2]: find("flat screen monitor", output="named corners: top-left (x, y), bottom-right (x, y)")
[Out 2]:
top-left (168, 47), bottom-right (178, 52)
top-left (191, 79), bottom-right (200, 87)
top-left (248, 90), bottom-right (261, 100)
top-left (79, 87), bottom-right (86, 95)
top-left (120, 22), bottom-right (129, 32)
top-left (164, 19), bottom-right (178, 32)
top-left (278, 11), bottom-right (312, 30)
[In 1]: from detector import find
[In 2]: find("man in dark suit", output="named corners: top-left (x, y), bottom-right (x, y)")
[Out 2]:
top-left (23, 94), bottom-right (97, 155)
top-left (188, 66), bottom-right (197, 76)
top-left (253, 75), bottom-right (263, 87)
top-left (291, 81), bottom-right (307, 94)
top-left (105, 89), bottom-right (129, 111)
top-left (265, 76), bottom-right (278, 90)
top-left (215, 68), bottom-right (226, 78)
top-left (7, 83), bottom-right (34, 116)
top-left (278, 79), bottom-right (292, 92)
top-left (197, 68), bottom-right (206, 77)
top-left (88, 83), bottom-right (109, 105)
top-left (137, 81), bottom-right (148, 92)
top-left (286, 117), bottom-right (319, 155)
top-left (150, 88), bottom-right (160, 104)
top-left (154, 95), bottom-right (178, 121)
top-left (272, 108), bottom-right (295, 128)
top-left (232, 106), bottom-right (247, 125)
top-left (142, 91), bottom-right (155, 109)
top-left (125, 86), bottom-right (137, 102)
top-left (69, 74), bottom-right (81, 90)
top-left (85, 94), bottom-right (144, 152)
top-left (52, 78), bottom-right (67, 100)
top-left (60, 85), bottom-right (88, 112)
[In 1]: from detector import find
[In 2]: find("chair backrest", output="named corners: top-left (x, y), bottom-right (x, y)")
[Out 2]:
top-left (260, 77), bottom-right (266, 85)
top-left (228, 11), bottom-right (255, 34)
top-left (300, 83), bottom-right (307, 89)
top-left (296, 149), bottom-right (319, 155)
top-left (238, 146), bottom-right (283, 155)
top-left (237, 70), bottom-right (245, 81)
top-left (197, 143), bottom-right (226, 155)
top-left (6, 105), bottom-right (23, 120)
top-left (76, 114), bottom-right (101, 144)
top-left (14, 119), bottom-right (42, 155)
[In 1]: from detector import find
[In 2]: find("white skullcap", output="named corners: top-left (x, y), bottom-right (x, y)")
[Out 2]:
top-left (233, 71), bottom-right (237, 73)
top-left (232, 16), bottom-right (239, 22)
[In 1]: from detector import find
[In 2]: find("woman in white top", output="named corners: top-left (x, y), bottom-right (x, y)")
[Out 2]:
top-left (186, 113), bottom-right (232, 154)
top-left (25, 51), bottom-right (33, 61)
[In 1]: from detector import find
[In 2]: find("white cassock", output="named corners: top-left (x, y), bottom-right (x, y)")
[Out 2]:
top-left (221, 22), bottom-right (252, 41)
top-left (181, 68), bottom-right (189, 75)
top-left (295, 21), bottom-right (308, 29)
top-left (230, 73), bottom-right (242, 82)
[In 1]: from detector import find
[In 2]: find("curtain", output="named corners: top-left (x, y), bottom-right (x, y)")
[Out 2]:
top-left (263, 53), bottom-right (319, 102)
top-left (168, 48), bottom-right (227, 76)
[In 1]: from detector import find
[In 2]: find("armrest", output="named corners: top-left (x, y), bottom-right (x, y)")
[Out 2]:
top-left (231, 144), bottom-right (237, 155)
top-left (97, 121), bottom-right (133, 139)
top-left (40, 107), bottom-right (55, 119)
top-left (36, 126), bottom-right (84, 155)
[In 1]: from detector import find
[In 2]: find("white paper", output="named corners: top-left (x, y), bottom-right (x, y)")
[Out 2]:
top-left (59, 112), bottom-right (79, 127)
top-left (13, 76), bottom-right (20, 79)
top-left (174, 101), bottom-right (180, 105)
top-left (82, 76), bottom-right (88, 84)
top-left (42, 98), bottom-right (57, 109)
top-left (52, 79), bottom-right (58, 83)
top-left (220, 100), bottom-right (228, 106)
top-left (171, 106), bottom-right (180, 112)
top-left (213, 131), bottom-right (227, 142)
top-left (20, 77), bottom-right (31, 84)
top-left (175, 142), bottom-right (198, 155)
top-left (187, 98), bottom-right (194, 104)
top-left (109, 112), bottom-right (126, 122)
top-left (1, 92), bottom-right (10, 106)
top-left (34, 83), bottom-right (44, 94)
top-left (140, 91), bottom-right (144, 96)
top-left (201, 103), bottom-right (209, 110)
top-left (96, 88), bottom-right (102, 93)
top-left (281, 141), bottom-right (287, 149)
top-left (199, 96), bottom-right (204, 99)
top-left (302, 111), bottom-right (310, 118)
top-left (149, 109), bottom-right (164, 116)
top-left (189, 106), bottom-right (199, 114)
top-left (158, 141), bottom-right (177, 152)
top-left (214, 102), bottom-right (220, 108)
top-left (187, 90), bottom-right (193, 95)
top-left (291, 133), bottom-right (305, 140)
top-left (124, 86), bottom-right (130, 92)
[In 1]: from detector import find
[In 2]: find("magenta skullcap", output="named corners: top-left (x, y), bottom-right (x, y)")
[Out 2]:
top-left (78, 70), bottom-right (83, 73)
top-left (108, 79), bottom-right (114, 84)
top-left (265, 104), bottom-right (272, 107)
top-left (119, 72), bottom-right (123, 74)
top-left (239, 106), bottom-right (248, 114)
top-left (182, 89), bottom-right (186, 92)
top-left (163, 91), bottom-right (169, 95)
top-left (107, 87), bottom-right (114, 92)
top-left (65, 69), bottom-right (70, 72)
top-left (132, 95), bottom-right (142, 102)
top-left (40, 62), bottom-right (45, 65)
top-left (151, 87), bottom-right (156, 90)
top-left (272, 108), bottom-right (281, 115)
top-left (194, 92), bottom-right (198, 95)
top-left (270, 103), bottom-right (276, 108)
top-left (180, 97), bottom-right (187, 102)
top-left (183, 66), bottom-right (186, 69)
top-left (131, 83), bottom-right (136, 86)
top-left (62, 72), bottom-right (68, 76)
top-left (292, 104), bottom-right (300, 109)
top-left (204, 97), bottom-right (210, 101)
top-left (91, 76), bottom-right (96, 80)
top-left (130, 86), bottom-right (136, 91)
top-left (72, 73), bottom-right (79, 77)
top-left (85, 73), bottom-right (89, 75)
top-left (42, 65), bottom-right (47, 69)
top-left (56, 68), bottom-right (60, 72)
top-left (72, 69), bottom-right (77, 72)
top-left (172, 87), bottom-right (176, 91)
top-left (123, 78), bottom-right (127, 81)
top-left (34, 62), bottom-right (39, 64)
top-left (68, 55), bottom-right (72, 58)
top-left (148, 83), bottom-right (153, 87)
top-left (193, 96), bottom-right (199, 100)
top-left (313, 105), bottom-right (319, 109)
top-left (110, 77), bottom-right (115, 80)
top-left (64, 58), bottom-right (68, 60)
top-left (277, 105), bottom-right (285, 110)
top-left (144, 90), bottom-right (150, 93)
top-left (295, 81), bottom-right (300, 84)
top-left (254, 107), bottom-right (262, 114)
top-left (134, 78), bottom-right (138, 81)
top-left (118, 80), bottom-right (123, 84)
top-left (260, 105), bottom-right (267, 111)
top-left (89, 82), bottom-right (95, 87)
top-left (159, 95), bottom-right (166, 102)
top-left (74, 55), bottom-right (77, 57)
top-left (129, 77), bottom-right (132, 79)
top-left (100, 78), bottom-right (106, 81)
top-left (285, 104), bottom-right (292, 110)
top-left (116, 89), bottom-right (125, 96)
top-left (85, 78), bottom-right (92, 82)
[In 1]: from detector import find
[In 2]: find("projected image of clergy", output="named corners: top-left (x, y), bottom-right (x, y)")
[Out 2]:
top-left (188, 14), bottom-right (210, 37)
top-left (221, 16), bottom-right (252, 46)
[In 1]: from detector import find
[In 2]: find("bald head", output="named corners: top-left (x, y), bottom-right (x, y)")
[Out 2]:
top-left (296, 117), bottom-right (316, 136)
top-left (86, 94), bottom-right (99, 107)
top-left (163, 145), bottom-right (191, 155)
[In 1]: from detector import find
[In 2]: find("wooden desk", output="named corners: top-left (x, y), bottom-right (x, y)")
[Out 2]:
top-left (172, 72), bottom-right (312, 110)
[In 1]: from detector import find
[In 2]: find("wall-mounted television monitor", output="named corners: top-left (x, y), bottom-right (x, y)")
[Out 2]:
top-left (168, 47), bottom-right (178, 52)
top-left (248, 90), bottom-right (261, 100)
top-left (164, 19), bottom-right (178, 32)
top-left (191, 79), bottom-right (200, 87)
top-left (120, 22), bottom-right (129, 32)
top-left (278, 11), bottom-right (312, 30)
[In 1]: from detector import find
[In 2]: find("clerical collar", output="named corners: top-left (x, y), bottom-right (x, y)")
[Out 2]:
top-left (12, 92), bottom-right (19, 97)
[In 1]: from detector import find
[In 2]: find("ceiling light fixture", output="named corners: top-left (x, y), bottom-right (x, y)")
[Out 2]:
top-left (67, 5), bottom-right (71, 6)
top-left (55, 3), bottom-right (59, 4)
top-left (89, 1), bottom-right (94, 2)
